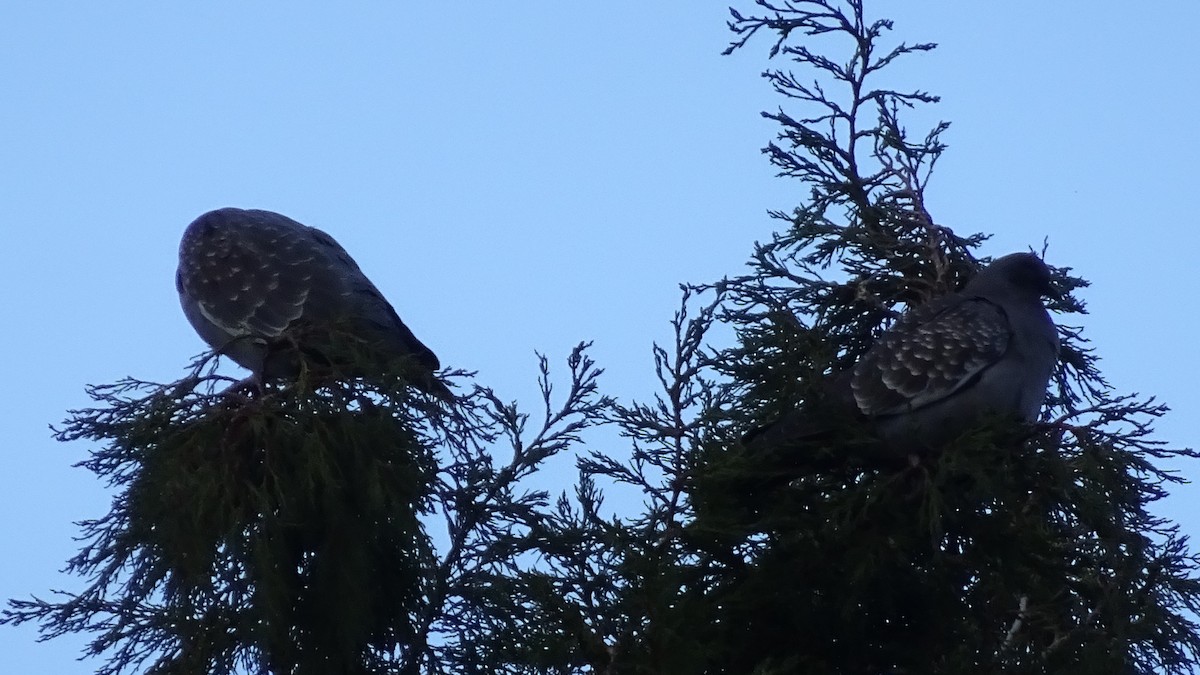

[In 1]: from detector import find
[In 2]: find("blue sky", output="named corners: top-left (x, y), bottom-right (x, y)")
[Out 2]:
top-left (3, 3), bottom-right (1199, 671)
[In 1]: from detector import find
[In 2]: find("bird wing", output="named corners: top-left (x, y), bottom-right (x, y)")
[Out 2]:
top-left (179, 208), bottom-right (442, 376)
top-left (851, 295), bottom-right (1011, 417)
top-left (179, 213), bottom-right (325, 340)
top-left (302, 226), bottom-right (442, 371)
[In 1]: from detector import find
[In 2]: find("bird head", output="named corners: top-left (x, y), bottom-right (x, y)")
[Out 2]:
top-left (966, 252), bottom-right (1058, 301)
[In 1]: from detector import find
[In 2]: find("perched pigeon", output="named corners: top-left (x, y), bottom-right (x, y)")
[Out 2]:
top-left (745, 252), bottom-right (1060, 456)
top-left (176, 207), bottom-right (450, 398)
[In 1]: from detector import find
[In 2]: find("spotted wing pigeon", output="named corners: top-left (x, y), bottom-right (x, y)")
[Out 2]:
top-left (176, 207), bottom-right (450, 398)
top-left (745, 252), bottom-right (1060, 456)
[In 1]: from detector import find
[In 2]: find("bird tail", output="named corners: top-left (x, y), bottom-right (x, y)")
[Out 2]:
top-left (413, 373), bottom-right (455, 404)
top-left (741, 410), bottom-right (834, 451)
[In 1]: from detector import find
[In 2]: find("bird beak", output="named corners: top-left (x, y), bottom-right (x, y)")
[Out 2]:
top-left (1043, 279), bottom-right (1066, 303)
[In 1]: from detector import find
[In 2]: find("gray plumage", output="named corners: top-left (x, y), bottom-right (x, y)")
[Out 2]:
top-left (747, 252), bottom-right (1060, 455)
top-left (176, 207), bottom-right (449, 397)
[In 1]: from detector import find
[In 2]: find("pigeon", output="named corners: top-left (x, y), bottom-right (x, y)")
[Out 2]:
top-left (745, 252), bottom-right (1060, 457)
top-left (176, 207), bottom-right (451, 398)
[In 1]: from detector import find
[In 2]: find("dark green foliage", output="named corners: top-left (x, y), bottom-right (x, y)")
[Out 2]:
top-left (6, 2), bottom-right (1200, 674)
top-left (471, 2), bottom-right (1200, 674)
top-left (3, 344), bottom-right (610, 675)
top-left (5, 360), bottom-right (438, 675)
top-left (412, 345), bottom-right (611, 675)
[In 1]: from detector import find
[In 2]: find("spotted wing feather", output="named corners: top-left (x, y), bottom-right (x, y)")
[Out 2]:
top-left (177, 208), bottom-right (442, 377)
top-left (851, 296), bottom-right (1011, 417)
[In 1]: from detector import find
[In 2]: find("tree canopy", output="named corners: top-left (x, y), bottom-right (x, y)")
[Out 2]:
top-left (6, 2), bottom-right (1200, 674)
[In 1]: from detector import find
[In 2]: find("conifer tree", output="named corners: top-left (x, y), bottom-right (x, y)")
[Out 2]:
top-left (6, 2), bottom-right (1200, 674)
top-left (473, 2), bottom-right (1200, 673)
top-left (2, 343), bottom-right (608, 674)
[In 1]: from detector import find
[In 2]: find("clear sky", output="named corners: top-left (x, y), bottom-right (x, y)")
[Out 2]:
top-left (3, 3), bottom-right (1198, 672)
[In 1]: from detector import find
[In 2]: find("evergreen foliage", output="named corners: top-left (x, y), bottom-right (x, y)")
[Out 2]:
top-left (6, 2), bottom-right (1200, 674)
top-left (480, 2), bottom-right (1200, 673)
top-left (2, 346), bottom-right (609, 674)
